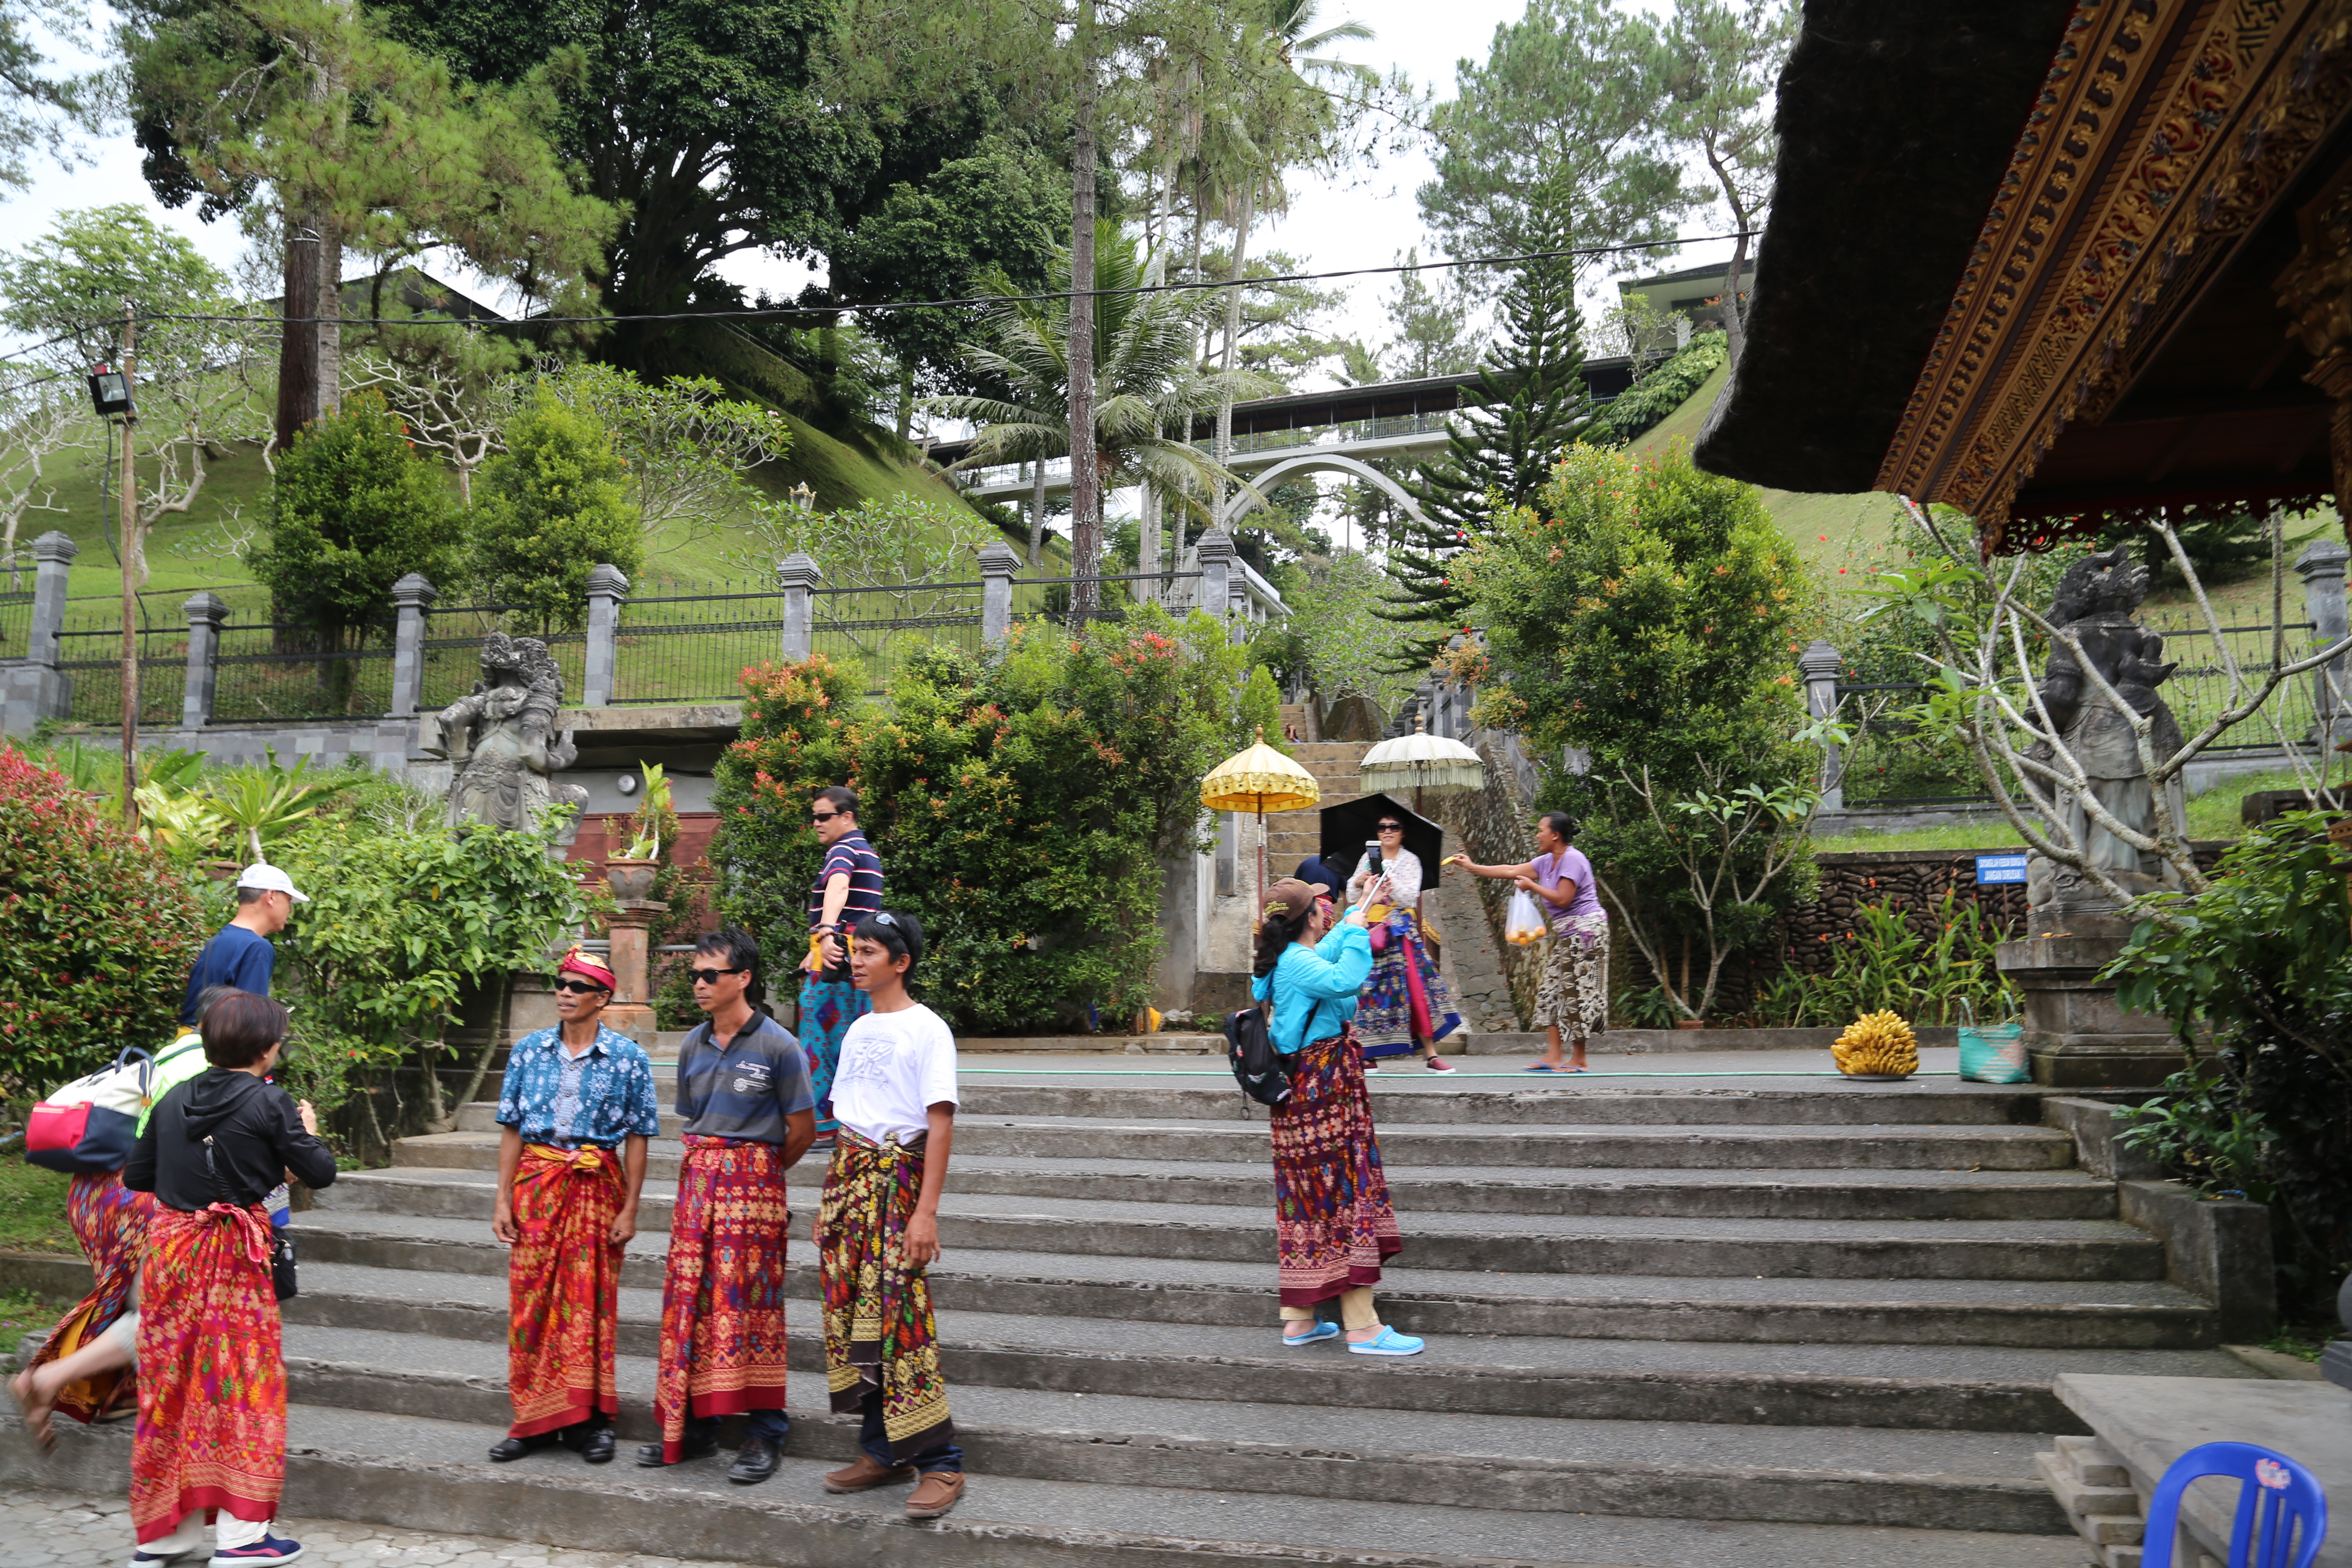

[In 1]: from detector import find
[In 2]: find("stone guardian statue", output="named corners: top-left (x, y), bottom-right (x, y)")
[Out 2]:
top-left (420, 632), bottom-right (588, 837)
top-left (2023, 545), bottom-right (2186, 916)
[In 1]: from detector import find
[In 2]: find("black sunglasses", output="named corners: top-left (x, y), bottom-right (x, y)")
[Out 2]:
top-left (689, 966), bottom-right (745, 985)
top-left (552, 979), bottom-right (608, 996)
top-left (810, 809), bottom-right (841, 824)
top-left (1377, 821), bottom-right (1405, 832)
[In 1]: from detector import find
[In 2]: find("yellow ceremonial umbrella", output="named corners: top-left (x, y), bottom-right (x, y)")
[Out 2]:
top-left (1200, 728), bottom-right (1321, 913)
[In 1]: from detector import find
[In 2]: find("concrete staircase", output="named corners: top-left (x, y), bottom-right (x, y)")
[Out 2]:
top-left (13, 1071), bottom-right (2259, 1567)
top-left (1267, 740), bottom-right (1370, 873)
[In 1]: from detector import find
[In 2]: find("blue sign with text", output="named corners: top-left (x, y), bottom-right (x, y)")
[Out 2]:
top-left (1975, 853), bottom-right (2029, 885)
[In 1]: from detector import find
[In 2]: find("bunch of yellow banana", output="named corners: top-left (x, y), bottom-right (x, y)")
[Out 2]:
top-left (1833, 1010), bottom-right (1919, 1077)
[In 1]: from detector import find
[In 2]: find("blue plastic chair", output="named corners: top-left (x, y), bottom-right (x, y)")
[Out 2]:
top-left (2142, 1441), bottom-right (2328, 1568)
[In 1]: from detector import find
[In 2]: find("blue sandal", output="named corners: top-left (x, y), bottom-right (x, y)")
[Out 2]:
top-left (1347, 1327), bottom-right (1426, 1357)
top-left (1283, 1320), bottom-right (1340, 1347)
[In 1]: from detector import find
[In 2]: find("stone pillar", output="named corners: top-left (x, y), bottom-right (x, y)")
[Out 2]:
top-left (1196, 528), bottom-right (1234, 634)
top-left (1798, 639), bottom-right (1845, 810)
top-left (388, 573), bottom-right (436, 718)
top-left (180, 591), bottom-right (229, 730)
top-left (2298, 539), bottom-right (2350, 747)
top-left (779, 552), bottom-right (823, 660)
top-left (601, 900), bottom-right (667, 1050)
top-left (582, 563), bottom-right (628, 708)
top-left (1, 530), bottom-right (78, 735)
top-left (978, 540), bottom-right (1019, 644)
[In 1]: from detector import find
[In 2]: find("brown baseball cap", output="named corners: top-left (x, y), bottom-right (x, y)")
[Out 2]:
top-left (1263, 876), bottom-right (1328, 917)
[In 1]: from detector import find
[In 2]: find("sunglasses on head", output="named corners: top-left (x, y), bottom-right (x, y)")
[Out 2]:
top-left (553, 979), bottom-right (608, 996)
top-left (689, 966), bottom-right (744, 985)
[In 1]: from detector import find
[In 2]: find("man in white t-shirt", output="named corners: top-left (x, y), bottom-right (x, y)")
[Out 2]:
top-left (813, 910), bottom-right (966, 1519)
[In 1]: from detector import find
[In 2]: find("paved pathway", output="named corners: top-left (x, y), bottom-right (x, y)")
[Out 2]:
top-left (4, 1488), bottom-right (748, 1568)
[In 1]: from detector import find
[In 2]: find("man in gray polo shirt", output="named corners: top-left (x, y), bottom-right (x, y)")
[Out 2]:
top-left (638, 928), bottom-right (815, 1482)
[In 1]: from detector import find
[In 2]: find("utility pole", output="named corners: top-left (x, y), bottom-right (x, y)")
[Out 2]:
top-left (116, 300), bottom-right (141, 832)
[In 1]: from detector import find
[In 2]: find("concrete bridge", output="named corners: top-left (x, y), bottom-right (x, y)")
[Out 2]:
top-left (926, 359), bottom-right (1636, 530)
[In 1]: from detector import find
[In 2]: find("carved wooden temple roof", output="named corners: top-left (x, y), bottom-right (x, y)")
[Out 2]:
top-left (1697, 0), bottom-right (2352, 554)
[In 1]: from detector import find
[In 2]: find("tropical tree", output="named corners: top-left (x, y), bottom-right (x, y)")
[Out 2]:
top-left (1377, 230), bottom-right (1596, 668)
top-left (0, 365), bottom-right (98, 585)
top-left (120, 0), bottom-right (612, 448)
top-left (246, 391), bottom-right (466, 705)
top-left (932, 221), bottom-right (1267, 571)
top-left (466, 389), bottom-right (640, 628)
top-left (539, 361), bottom-right (794, 548)
top-left (1420, 0), bottom-right (1697, 262)
top-left (0, 0), bottom-right (109, 192)
top-left (1660, 0), bottom-right (1799, 364)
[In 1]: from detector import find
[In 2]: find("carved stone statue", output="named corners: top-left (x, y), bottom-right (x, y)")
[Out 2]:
top-left (420, 632), bottom-right (588, 837)
top-left (2023, 545), bottom-right (2187, 915)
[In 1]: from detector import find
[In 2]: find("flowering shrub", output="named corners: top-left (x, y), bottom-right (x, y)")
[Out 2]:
top-left (713, 606), bottom-right (1264, 1033)
top-left (0, 744), bottom-right (209, 1096)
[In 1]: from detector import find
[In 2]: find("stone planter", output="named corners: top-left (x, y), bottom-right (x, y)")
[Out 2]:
top-left (603, 857), bottom-right (661, 902)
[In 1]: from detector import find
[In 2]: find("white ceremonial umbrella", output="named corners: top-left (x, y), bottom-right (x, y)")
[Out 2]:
top-left (1356, 715), bottom-right (1485, 813)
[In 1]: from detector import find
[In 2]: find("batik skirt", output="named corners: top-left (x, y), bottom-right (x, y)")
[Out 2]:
top-left (798, 975), bottom-right (871, 1139)
top-left (1534, 910), bottom-right (1611, 1040)
top-left (130, 1204), bottom-right (282, 1544)
top-left (506, 1142), bottom-right (625, 1439)
top-left (818, 1130), bottom-right (953, 1463)
top-left (655, 1135), bottom-right (793, 1462)
top-left (1269, 1029), bottom-right (1403, 1306)
top-left (32, 1169), bottom-right (155, 1424)
top-left (1355, 907), bottom-right (1462, 1058)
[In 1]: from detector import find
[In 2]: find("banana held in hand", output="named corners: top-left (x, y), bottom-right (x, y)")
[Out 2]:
top-left (1833, 1010), bottom-right (1919, 1077)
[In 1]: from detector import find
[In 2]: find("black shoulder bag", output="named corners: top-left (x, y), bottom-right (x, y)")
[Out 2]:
top-left (1226, 995), bottom-right (1325, 1109)
top-left (203, 1133), bottom-right (298, 1302)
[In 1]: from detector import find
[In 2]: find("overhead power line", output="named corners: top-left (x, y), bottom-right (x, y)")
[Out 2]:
top-left (0, 229), bottom-right (1755, 362)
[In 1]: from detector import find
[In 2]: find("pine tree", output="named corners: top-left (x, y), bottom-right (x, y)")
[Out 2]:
top-left (1375, 242), bottom-right (1594, 669)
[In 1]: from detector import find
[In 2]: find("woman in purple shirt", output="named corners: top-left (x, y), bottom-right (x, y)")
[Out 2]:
top-left (1447, 812), bottom-right (1609, 1073)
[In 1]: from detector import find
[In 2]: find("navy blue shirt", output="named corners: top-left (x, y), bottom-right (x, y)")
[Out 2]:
top-left (674, 1013), bottom-right (815, 1143)
top-left (182, 925), bottom-right (275, 1022)
top-left (808, 830), bottom-right (885, 982)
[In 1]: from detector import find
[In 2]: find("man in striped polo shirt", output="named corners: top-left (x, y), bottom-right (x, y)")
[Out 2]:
top-left (801, 786), bottom-right (884, 1141)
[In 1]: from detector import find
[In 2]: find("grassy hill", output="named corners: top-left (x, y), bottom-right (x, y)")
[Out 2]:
top-left (10, 398), bottom-right (1023, 621)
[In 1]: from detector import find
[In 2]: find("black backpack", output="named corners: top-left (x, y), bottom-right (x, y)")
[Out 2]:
top-left (1225, 997), bottom-right (1321, 1108)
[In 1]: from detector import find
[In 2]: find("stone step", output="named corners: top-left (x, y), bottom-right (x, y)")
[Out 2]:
top-left (285, 1233), bottom-right (2220, 1351)
top-left (256, 1252), bottom-right (2259, 1432)
top-left (0, 1234), bottom-right (2220, 1357)
top-left (312, 1170), bottom-right (2165, 1281)
top-left (453, 1080), bottom-right (2081, 1130)
top-left (389, 1136), bottom-right (2120, 1220)
top-left (248, 1322), bottom-right (2071, 1534)
top-left (3, 1405), bottom-right (2095, 1568)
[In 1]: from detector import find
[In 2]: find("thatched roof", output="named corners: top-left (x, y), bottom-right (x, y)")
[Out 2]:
top-left (1694, 1), bottom-right (2078, 494)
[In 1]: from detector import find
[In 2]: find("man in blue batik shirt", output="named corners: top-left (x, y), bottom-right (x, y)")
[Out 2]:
top-left (486, 947), bottom-right (661, 1467)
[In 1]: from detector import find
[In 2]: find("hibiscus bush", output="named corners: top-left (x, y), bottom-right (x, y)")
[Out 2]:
top-left (714, 606), bottom-right (1266, 1033)
top-left (0, 743), bottom-right (209, 1097)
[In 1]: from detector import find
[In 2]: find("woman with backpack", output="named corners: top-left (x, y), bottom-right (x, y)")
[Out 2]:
top-left (1250, 876), bottom-right (1425, 1357)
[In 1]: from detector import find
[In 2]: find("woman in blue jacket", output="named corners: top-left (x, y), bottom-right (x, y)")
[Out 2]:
top-left (1250, 876), bottom-right (1425, 1357)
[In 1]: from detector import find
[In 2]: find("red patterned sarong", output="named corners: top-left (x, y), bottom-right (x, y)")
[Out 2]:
top-left (818, 1131), bottom-right (952, 1462)
top-left (507, 1143), bottom-right (624, 1438)
top-left (33, 1169), bottom-right (155, 1423)
top-left (655, 1135), bottom-right (793, 1461)
top-left (130, 1203), bottom-right (281, 1544)
top-left (1270, 1029), bottom-right (1402, 1306)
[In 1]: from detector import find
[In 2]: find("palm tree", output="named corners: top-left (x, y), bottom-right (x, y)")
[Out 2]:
top-left (936, 221), bottom-right (1270, 583)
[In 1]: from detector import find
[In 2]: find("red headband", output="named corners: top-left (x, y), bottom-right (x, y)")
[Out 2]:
top-left (556, 946), bottom-right (617, 992)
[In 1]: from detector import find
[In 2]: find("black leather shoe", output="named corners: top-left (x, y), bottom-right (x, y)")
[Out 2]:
top-left (727, 1433), bottom-right (780, 1484)
top-left (637, 1431), bottom-right (721, 1467)
top-left (575, 1425), bottom-right (616, 1464)
top-left (488, 1433), bottom-right (549, 1463)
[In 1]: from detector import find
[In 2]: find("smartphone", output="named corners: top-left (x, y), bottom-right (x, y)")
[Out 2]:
top-left (1364, 838), bottom-right (1382, 875)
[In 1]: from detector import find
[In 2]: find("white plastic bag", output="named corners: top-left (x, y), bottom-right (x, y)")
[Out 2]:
top-left (1504, 889), bottom-right (1548, 946)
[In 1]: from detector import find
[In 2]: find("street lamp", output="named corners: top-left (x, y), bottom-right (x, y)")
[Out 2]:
top-left (789, 481), bottom-right (815, 514)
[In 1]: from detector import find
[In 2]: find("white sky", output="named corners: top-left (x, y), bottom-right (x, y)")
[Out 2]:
top-left (2, 0), bottom-right (1733, 375)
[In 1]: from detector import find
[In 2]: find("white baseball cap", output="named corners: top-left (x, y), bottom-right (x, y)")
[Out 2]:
top-left (237, 863), bottom-right (311, 903)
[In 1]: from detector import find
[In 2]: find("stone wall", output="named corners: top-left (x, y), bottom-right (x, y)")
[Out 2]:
top-left (1428, 739), bottom-right (1546, 1029)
